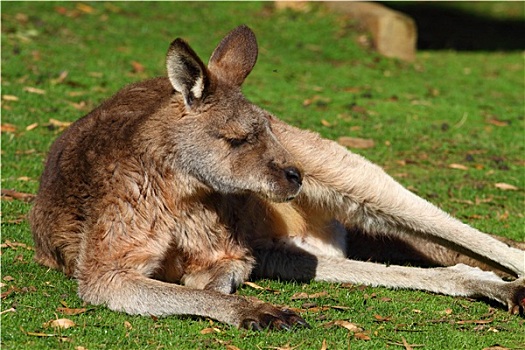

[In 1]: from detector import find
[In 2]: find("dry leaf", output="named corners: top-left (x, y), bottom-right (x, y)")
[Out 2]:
top-left (331, 305), bottom-right (351, 311)
top-left (52, 71), bottom-right (69, 84)
top-left (25, 122), bottom-right (39, 131)
top-left (3, 216), bottom-right (26, 225)
top-left (3, 276), bottom-right (15, 282)
top-left (498, 211), bottom-right (509, 221)
top-left (244, 281), bottom-right (265, 290)
top-left (131, 61), bottom-right (145, 73)
top-left (1, 240), bottom-right (33, 250)
top-left (324, 320), bottom-right (363, 332)
top-left (2, 95), bottom-right (19, 101)
top-left (321, 119), bottom-right (331, 127)
top-left (1, 287), bottom-right (16, 299)
top-left (291, 291), bottom-right (328, 300)
top-left (57, 307), bottom-right (87, 315)
top-left (373, 314), bottom-right (391, 322)
top-left (344, 87), bottom-right (362, 93)
top-left (49, 118), bottom-right (72, 127)
top-left (226, 346), bottom-right (241, 350)
top-left (473, 324), bottom-right (485, 331)
top-left (486, 118), bottom-right (508, 127)
top-left (353, 332), bottom-right (371, 341)
top-left (44, 318), bottom-right (76, 329)
top-left (335, 320), bottom-right (362, 332)
top-left (1, 189), bottom-right (36, 202)
top-left (494, 183), bottom-right (518, 191)
top-left (267, 343), bottom-right (301, 350)
top-left (337, 136), bottom-right (375, 149)
top-left (24, 86), bottom-right (46, 94)
top-left (301, 302), bottom-right (318, 309)
top-left (291, 292), bottom-right (309, 300)
top-left (124, 321), bottom-right (132, 330)
top-left (76, 3), bottom-right (95, 13)
top-left (302, 95), bottom-right (331, 107)
top-left (70, 101), bottom-right (87, 110)
top-left (68, 91), bottom-right (86, 97)
top-left (1, 123), bottom-right (17, 133)
top-left (304, 306), bottom-right (330, 313)
top-left (15, 148), bottom-right (37, 155)
top-left (320, 339), bottom-right (328, 350)
top-left (448, 163), bottom-right (469, 171)
top-left (475, 196), bottom-right (493, 205)
top-left (47, 118), bottom-right (72, 131)
top-left (363, 292), bottom-right (377, 299)
top-left (200, 327), bottom-right (221, 334)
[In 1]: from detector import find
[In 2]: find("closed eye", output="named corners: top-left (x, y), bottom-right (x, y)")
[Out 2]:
top-left (228, 137), bottom-right (248, 147)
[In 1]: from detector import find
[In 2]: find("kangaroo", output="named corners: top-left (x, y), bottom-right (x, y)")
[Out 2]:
top-left (30, 25), bottom-right (525, 330)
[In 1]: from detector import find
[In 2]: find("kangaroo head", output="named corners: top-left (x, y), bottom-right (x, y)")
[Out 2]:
top-left (165, 25), bottom-right (302, 202)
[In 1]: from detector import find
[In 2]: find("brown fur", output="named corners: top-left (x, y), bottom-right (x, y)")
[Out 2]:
top-left (30, 26), bottom-right (524, 329)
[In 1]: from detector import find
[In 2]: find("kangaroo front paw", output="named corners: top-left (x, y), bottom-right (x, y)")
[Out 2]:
top-left (240, 303), bottom-right (310, 331)
top-left (508, 277), bottom-right (525, 315)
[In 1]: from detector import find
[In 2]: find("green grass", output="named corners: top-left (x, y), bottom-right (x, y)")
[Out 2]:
top-left (2, 2), bottom-right (524, 349)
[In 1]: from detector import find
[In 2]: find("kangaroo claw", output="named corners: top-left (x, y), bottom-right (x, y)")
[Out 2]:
top-left (240, 304), bottom-right (310, 331)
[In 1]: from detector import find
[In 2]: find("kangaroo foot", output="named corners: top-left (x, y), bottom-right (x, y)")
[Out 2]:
top-left (239, 301), bottom-right (310, 330)
top-left (507, 277), bottom-right (525, 315)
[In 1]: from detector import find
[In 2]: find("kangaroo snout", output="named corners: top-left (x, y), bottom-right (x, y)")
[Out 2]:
top-left (266, 160), bottom-right (303, 202)
top-left (284, 166), bottom-right (302, 187)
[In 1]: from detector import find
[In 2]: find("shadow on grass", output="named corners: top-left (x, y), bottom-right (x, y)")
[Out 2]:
top-left (383, 2), bottom-right (525, 51)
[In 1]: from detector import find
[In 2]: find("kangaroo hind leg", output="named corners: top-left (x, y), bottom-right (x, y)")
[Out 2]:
top-left (270, 118), bottom-right (525, 277)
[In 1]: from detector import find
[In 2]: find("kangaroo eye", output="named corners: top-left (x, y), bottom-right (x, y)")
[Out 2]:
top-left (228, 137), bottom-right (248, 147)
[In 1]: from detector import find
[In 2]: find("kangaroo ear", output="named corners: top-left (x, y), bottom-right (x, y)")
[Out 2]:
top-left (166, 38), bottom-right (208, 107)
top-left (208, 25), bottom-right (258, 87)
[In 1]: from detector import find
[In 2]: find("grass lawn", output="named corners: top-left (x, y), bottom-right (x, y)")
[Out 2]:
top-left (2, 2), bottom-right (524, 349)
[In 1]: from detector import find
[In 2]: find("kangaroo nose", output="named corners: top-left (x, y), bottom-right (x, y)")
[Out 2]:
top-left (284, 167), bottom-right (302, 187)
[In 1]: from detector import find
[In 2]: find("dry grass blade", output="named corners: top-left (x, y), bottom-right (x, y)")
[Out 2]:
top-left (456, 318), bottom-right (493, 325)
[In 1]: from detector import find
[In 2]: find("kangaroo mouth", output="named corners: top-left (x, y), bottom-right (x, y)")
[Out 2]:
top-left (265, 185), bottom-right (302, 203)
top-left (284, 193), bottom-right (299, 202)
